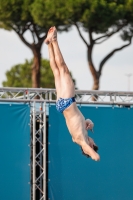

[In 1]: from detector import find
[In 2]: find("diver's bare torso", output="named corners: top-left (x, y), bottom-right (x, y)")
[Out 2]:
top-left (63, 103), bottom-right (87, 143)
top-left (63, 104), bottom-right (99, 160)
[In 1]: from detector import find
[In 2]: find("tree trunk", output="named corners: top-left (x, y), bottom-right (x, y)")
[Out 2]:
top-left (92, 75), bottom-right (100, 90)
top-left (87, 48), bottom-right (100, 89)
top-left (31, 47), bottom-right (41, 88)
top-left (87, 47), bottom-right (100, 101)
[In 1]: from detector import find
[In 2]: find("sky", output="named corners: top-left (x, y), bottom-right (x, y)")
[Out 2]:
top-left (0, 26), bottom-right (133, 91)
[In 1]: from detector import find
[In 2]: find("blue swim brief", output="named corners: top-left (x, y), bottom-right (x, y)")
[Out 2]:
top-left (56, 97), bottom-right (75, 113)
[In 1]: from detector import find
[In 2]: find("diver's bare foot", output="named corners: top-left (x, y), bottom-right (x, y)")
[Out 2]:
top-left (44, 26), bottom-right (57, 44)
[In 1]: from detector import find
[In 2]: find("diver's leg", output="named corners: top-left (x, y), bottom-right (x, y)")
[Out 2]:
top-left (46, 27), bottom-right (75, 98)
top-left (45, 26), bottom-right (69, 73)
top-left (48, 43), bottom-right (59, 75)
top-left (52, 36), bottom-right (69, 73)
top-left (47, 43), bottom-right (61, 99)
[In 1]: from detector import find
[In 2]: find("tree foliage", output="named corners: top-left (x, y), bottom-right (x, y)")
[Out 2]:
top-left (30, 0), bottom-right (70, 31)
top-left (2, 59), bottom-right (54, 88)
top-left (2, 59), bottom-right (77, 88)
top-left (120, 0), bottom-right (133, 41)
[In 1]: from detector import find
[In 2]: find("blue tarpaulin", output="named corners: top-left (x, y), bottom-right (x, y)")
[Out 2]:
top-left (0, 103), bottom-right (30, 200)
top-left (48, 105), bottom-right (133, 200)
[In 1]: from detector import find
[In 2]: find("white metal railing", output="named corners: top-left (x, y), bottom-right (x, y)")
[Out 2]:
top-left (0, 87), bottom-right (133, 105)
top-left (0, 87), bottom-right (133, 200)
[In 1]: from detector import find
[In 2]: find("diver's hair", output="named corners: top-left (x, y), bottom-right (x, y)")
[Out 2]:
top-left (81, 145), bottom-right (98, 158)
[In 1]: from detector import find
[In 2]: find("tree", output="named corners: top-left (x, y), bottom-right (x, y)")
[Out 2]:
top-left (0, 0), bottom-right (70, 88)
top-left (65, 0), bottom-right (133, 92)
top-left (32, 0), bottom-right (133, 93)
top-left (0, 0), bottom-right (44, 88)
top-left (2, 59), bottom-right (54, 88)
top-left (2, 58), bottom-right (77, 88)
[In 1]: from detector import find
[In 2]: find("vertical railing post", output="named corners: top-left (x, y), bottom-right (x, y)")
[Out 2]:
top-left (33, 102), bottom-right (36, 200)
top-left (39, 102), bottom-right (43, 199)
top-left (43, 101), bottom-right (47, 200)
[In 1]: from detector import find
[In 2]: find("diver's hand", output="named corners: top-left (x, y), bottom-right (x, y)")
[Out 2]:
top-left (85, 119), bottom-right (94, 132)
top-left (91, 152), bottom-right (100, 161)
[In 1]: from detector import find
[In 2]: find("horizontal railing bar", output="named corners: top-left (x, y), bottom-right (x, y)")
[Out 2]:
top-left (0, 88), bottom-right (133, 105)
top-left (0, 87), bottom-right (133, 95)
top-left (0, 99), bottom-right (133, 105)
